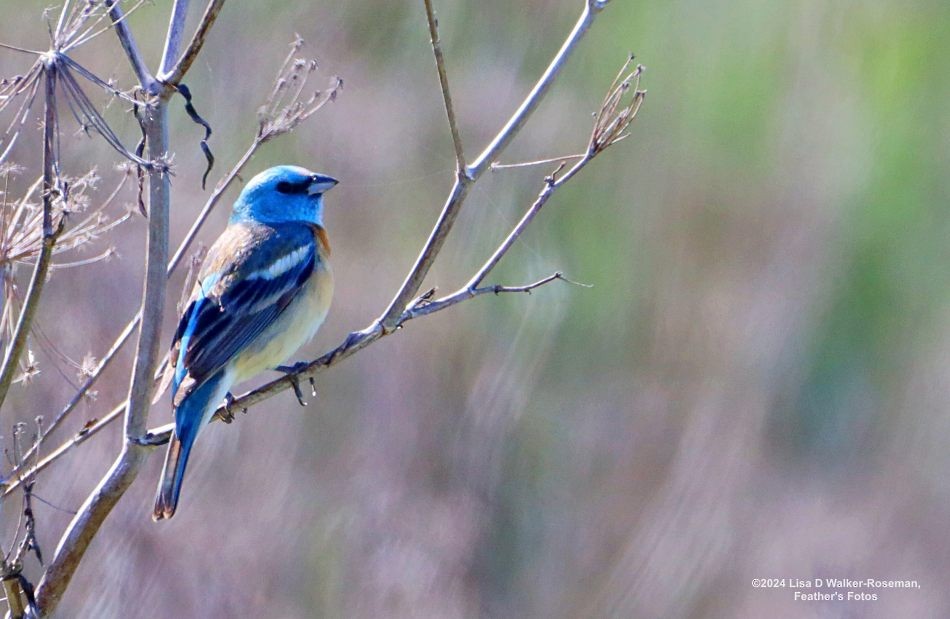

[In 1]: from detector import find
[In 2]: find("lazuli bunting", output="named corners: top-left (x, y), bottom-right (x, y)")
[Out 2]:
top-left (153, 165), bottom-right (337, 521)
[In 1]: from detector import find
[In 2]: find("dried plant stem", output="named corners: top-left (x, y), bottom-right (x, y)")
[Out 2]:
top-left (3, 403), bottom-right (124, 497)
top-left (34, 444), bottom-right (146, 613)
top-left (0, 66), bottom-right (62, 409)
top-left (33, 4), bottom-right (179, 609)
top-left (158, 0), bottom-right (226, 88)
top-left (158, 0), bottom-right (191, 78)
top-left (467, 156), bottom-right (590, 289)
top-left (378, 0), bottom-right (607, 332)
top-left (106, 1), bottom-right (156, 94)
top-left (34, 99), bottom-right (170, 619)
top-left (422, 0), bottom-right (465, 171)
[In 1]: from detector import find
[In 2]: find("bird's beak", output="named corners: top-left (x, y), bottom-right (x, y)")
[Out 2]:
top-left (308, 174), bottom-right (339, 195)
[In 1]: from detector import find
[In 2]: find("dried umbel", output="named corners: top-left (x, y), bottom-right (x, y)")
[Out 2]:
top-left (589, 55), bottom-right (646, 156)
top-left (257, 36), bottom-right (343, 142)
top-left (0, 163), bottom-right (134, 378)
top-left (0, 2), bottom-right (154, 171)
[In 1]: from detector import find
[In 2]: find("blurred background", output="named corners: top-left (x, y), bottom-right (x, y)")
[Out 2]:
top-left (1, 0), bottom-right (949, 617)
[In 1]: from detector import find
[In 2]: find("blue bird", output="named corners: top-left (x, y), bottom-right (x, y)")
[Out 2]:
top-left (153, 165), bottom-right (337, 520)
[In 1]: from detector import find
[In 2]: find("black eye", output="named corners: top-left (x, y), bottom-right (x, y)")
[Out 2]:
top-left (275, 179), bottom-right (310, 195)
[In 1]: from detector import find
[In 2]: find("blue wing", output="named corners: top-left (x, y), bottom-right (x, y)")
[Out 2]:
top-left (168, 222), bottom-right (317, 405)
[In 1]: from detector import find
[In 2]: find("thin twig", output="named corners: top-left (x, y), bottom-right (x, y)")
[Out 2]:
top-left (0, 65), bottom-right (63, 409)
top-left (158, 0), bottom-right (226, 88)
top-left (491, 154), bottom-right (586, 170)
top-left (467, 156), bottom-right (589, 289)
top-left (106, 1), bottom-right (156, 94)
top-left (3, 405), bottom-right (124, 497)
top-left (422, 0), bottom-right (465, 171)
top-left (405, 272), bottom-right (587, 319)
top-left (377, 0), bottom-right (608, 333)
top-left (158, 0), bottom-right (191, 79)
top-left (466, 0), bottom-right (608, 178)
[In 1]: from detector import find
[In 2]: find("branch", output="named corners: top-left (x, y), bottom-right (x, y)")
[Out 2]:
top-left (422, 0), bottom-right (465, 171)
top-left (140, 272), bottom-right (577, 445)
top-left (34, 445), bottom-right (146, 613)
top-left (3, 404), bottom-right (124, 497)
top-left (405, 272), bottom-right (588, 320)
top-left (466, 0), bottom-right (608, 178)
top-left (467, 157), bottom-right (588, 289)
top-left (122, 104), bottom-right (169, 440)
top-left (377, 0), bottom-right (609, 332)
top-left (106, 1), bottom-right (156, 93)
top-left (2, 266), bottom-right (576, 483)
top-left (0, 63), bottom-right (63, 409)
top-left (33, 10), bottom-right (181, 611)
top-left (33, 97), bottom-right (169, 619)
top-left (158, 0), bottom-right (191, 79)
top-left (158, 0), bottom-right (226, 88)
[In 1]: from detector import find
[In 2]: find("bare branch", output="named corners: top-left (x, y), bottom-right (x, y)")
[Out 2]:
top-left (32, 11), bottom-right (179, 610)
top-left (158, 0), bottom-right (227, 88)
top-left (467, 158), bottom-right (587, 290)
top-left (466, 0), bottom-right (608, 178)
top-left (490, 154), bottom-right (588, 170)
top-left (377, 0), bottom-right (610, 333)
top-left (159, 0), bottom-right (191, 78)
top-left (3, 404), bottom-right (124, 497)
top-left (122, 103), bottom-right (170, 440)
top-left (405, 272), bottom-right (587, 319)
top-left (0, 65), bottom-right (63, 409)
top-left (106, 1), bottom-right (156, 93)
top-left (34, 445), bottom-right (146, 613)
top-left (136, 272), bottom-right (576, 446)
top-left (422, 0), bottom-right (465, 171)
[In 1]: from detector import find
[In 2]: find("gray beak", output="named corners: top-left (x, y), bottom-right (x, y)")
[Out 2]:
top-left (308, 174), bottom-right (339, 195)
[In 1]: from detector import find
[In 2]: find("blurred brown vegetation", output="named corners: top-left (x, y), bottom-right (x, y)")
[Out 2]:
top-left (0, 0), bottom-right (948, 617)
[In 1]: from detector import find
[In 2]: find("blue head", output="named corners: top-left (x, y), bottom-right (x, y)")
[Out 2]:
top-left (230, 165), bottom-right (338, 226)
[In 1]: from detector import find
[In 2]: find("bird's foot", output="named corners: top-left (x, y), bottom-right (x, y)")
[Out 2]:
top-left (218, 391), bottom-right (244, 423)
top-left (276, 363), bottom-right (316, 407)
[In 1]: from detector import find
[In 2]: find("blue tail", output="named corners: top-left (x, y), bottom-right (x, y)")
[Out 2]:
top-left (153, 373), bottom-right (224, 521)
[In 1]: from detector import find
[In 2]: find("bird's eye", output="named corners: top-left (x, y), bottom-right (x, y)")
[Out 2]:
top-left (275, 179), bottom-right (310, 195)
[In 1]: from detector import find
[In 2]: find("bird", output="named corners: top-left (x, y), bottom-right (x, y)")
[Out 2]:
top-left (152, 165), bottom-right (337, 521)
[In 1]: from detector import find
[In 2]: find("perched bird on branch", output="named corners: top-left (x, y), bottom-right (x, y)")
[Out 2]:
top-left (152, 165), bottom-right (337, 520)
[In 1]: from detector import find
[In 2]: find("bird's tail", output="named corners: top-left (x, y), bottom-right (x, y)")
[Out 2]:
top-left (152, 431), bottom-right (191, 521)
top-left (152, 373), bottom-right (225, 521)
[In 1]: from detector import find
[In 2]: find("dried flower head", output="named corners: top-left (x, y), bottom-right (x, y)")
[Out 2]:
top-left (589, 55), bottom-right (646, 156)
top-left (257, 36), bottom-right (343, 142)
top-left (0, 163), bottom-right (134, 374)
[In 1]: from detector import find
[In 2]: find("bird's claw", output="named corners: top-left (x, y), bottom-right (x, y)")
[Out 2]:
top-left (219, 391), bottom-right (241, 423)
top-left (276, 363), bottom-right (315, 406)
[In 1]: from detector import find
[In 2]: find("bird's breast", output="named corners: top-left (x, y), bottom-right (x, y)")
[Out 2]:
top-left (231, 256), bottom-right (333, 383)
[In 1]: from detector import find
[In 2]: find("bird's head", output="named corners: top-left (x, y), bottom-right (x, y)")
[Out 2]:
top-left (231, 165), bottom-right (338, 226)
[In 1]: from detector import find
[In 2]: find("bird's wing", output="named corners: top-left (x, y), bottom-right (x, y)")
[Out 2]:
top-left (167, 222), bottom-right (317, 406)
